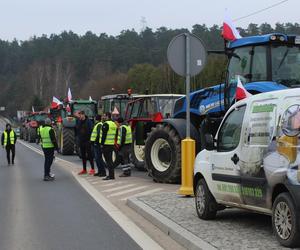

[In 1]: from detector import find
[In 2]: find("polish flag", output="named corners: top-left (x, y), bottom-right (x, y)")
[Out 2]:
top-left (67, 88), bottom-right (72, 102)
top-left (51, 96), bottom-right (62, 108)
top-left (222, 11), bottom-right (242, 41)
top-left (236, 76), bottom-right (252, 100)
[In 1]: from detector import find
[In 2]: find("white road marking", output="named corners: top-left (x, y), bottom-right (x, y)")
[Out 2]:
top-left (18, 140), bottom-right (163, 250)
top-left (120, 188), bottom-right (163, 201)
top-left (91, 181), bottom-right (100, 185)
top-left (107, 186), bottom-right (148, 198)
top-left (72, 172), bottom-right (163, 250)
top-left (98, 181), bottom-right (124, 187)
top-left (102, 184), bottom-right (136, 193)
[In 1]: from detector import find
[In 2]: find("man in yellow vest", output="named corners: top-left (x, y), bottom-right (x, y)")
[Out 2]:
top-left (90, 114), bottom-right (106, 177)
top-left (116, 117), bottom-right (133, 177)
top-left (101, 112), bottom-right (117, 180)
top-left (1, 123), bottom-right (17, 165)
top-left (39, 118), bottom-right (58, 181)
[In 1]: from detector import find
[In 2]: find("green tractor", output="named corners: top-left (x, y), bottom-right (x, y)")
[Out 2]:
top-left (55, 99), bottom-right (98, 155)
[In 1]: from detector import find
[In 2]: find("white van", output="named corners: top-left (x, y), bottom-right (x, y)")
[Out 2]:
top-left (194, 88), bottom-right (300, 247)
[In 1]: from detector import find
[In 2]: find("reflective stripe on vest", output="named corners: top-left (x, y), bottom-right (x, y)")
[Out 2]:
top-left (40, 126), bottom-right (54, 148)
top-left (4, 130), bottom-right (15, 146)
top-left (117, 125), bottom-right (132, 145)
top-left (104, 120), bottom-right (117, 145)
top-left (90, 122), bottom-right (102, 142)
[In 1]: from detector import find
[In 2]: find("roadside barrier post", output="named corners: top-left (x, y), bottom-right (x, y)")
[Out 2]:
top-left (179, 138), bottom-right (195, 195)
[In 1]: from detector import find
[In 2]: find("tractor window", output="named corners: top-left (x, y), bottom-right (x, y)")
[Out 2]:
top-left (217, 105), bottom-right (246, 152)
top-left (228, 47), bottom-right (251, 85)
top-left (252, 46), bottom-right (267, 82)
top-left (158, 97), bottom-right (174, 118)
top-left (140, 98), bottom-right (156, 117)
top-left (72, 103), bottom-right (96, 118)
top-left (272, 45), bottom-right (300, 87)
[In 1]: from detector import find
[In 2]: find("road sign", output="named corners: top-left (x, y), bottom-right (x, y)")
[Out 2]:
top-left (167, 33), bottom-right (207, 77)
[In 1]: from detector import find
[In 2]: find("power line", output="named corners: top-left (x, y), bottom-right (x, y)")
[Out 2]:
top-left (233, 0), bottom-right (289, 22)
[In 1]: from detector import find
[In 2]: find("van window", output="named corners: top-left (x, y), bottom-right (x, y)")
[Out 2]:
top-left (247, 101), bottom-right (277, 147)
top-left (217, 105), bottom-right (246, 152)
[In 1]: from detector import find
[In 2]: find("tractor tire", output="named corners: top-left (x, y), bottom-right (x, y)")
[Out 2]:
top-left (24, 129), bottom-right (28, 141)
top-left (145, 124), bottom-right (181, 183)
top-left (28, 128), bottom-right (37, 143)
top-left (20, 128), bottom-right (24, 139)
top-left (131, 136), bottom-right (146, 171)
top-left (60, 127), bottom-right (75, 155)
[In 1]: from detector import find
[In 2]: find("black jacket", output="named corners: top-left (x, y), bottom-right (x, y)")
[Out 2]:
top-left (76, 117), bottom-right (93, 144)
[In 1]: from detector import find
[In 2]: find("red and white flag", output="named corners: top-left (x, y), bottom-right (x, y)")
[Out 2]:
top-left (51, 96), bottom-right (62, 108)
top-left (67, 88), bottom-right (72, 102)
top-left (222, 11), bottom-right (242, 41)
top-left (236, 76), bottom-right (252, 100)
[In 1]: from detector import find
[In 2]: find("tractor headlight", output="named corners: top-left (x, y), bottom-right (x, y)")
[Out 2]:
top-left (279, 36), bottom-right (285, 42)
top-left (270, 35), bottom-right (277, 41)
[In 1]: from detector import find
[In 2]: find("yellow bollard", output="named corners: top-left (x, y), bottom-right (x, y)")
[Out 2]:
top-left (178, 138), bottom-right (195, 196)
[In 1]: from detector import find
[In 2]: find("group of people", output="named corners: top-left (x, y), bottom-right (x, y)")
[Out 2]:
top-left (38, 111), bottom-right (132, 181)
top-left (76, 111), bottom-right (132, 180)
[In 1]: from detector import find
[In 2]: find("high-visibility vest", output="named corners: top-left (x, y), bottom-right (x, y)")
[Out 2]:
top-left (37, 126), bottom-right (42, 136)
top-left (3, 130), bottom-right (15, 146)
top-left (40, 126), bottom-right (54, 148)
top-left (117, 125), bottom-right (132, 145)
top-left (90, 122), bottom-right (102, 142)
top-left (103, 120), bottom-right (117, 145)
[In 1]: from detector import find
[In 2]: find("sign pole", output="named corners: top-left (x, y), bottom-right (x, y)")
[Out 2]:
top-left (186, 33), bottom-right (191, 138)
top-left (179, 33), bottom-right (195, 196)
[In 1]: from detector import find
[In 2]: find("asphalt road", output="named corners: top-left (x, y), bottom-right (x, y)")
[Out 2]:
top-left (0, 141), bottom-right (141, 250)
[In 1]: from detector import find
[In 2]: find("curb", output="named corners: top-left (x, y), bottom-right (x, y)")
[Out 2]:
top-left (127, 197), bottom-right (217, 250)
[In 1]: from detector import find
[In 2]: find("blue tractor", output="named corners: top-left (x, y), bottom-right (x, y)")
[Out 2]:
top-left (144, 33), bottom-right (300, 183)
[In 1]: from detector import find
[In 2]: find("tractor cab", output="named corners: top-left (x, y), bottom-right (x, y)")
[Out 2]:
top-left (225, 33), bottom-right (300, 109)
top-left (70, 100), bottom-right (98, 119)
top-left (99, 92), bottom-right (137, 118)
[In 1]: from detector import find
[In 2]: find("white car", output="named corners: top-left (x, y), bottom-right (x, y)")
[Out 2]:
top-left (194, 88), bottom-right (300, 247)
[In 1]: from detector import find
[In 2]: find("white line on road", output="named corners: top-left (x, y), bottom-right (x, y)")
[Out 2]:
top-left (102, 184), bottom-right (136, 193)
top-left (107, 186), bottom-right (148, 198)
top-left (120, 188), bottom-right (163, 201)
top-left (72, 172), bottom-right (164, 250)
top-left (99, 181), bottom-right (124, 187)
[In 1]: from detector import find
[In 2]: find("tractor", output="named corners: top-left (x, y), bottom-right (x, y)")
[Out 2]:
top-left (145, 33), bottom-right (300, 183)
top-left (55, 99), bottom-right (98, 155)
top-left (125, 94), bottom-right (183, 170)
top-left (21, 111), bottom-right (49, 142)
top-left (99, 91), bottom-right (137, 118)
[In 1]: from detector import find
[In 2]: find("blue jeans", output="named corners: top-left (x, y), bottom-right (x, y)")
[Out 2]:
top-left (93, 144), bottom-right (106, 174)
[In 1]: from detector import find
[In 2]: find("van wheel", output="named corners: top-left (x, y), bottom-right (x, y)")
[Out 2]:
top-left (195, 178), bottom-right (217, 220)
top-left (272, 192), bottom-right (300, 248)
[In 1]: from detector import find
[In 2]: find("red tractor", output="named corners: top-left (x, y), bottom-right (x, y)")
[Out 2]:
top-left (21, 111), bottom-right (50, 142)
top-left (125, 94), bottom-right (183, 170)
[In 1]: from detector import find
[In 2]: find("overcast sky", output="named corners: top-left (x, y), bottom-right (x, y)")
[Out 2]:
top-left (0, 0), bottom-right (298, 41)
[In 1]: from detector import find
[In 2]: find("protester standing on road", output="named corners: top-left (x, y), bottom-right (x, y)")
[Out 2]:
top-left (76, 110), bottom-right (95, 175)
top-left (116, 117), bottom-right (132, 177)
top-left (1, 123), bottom-right (17, 165)
top-left (90, 114), bottom-right (106, 177)
top-left (101, 112), bottom-right (117, 180)
top-left (39, 118), bottom-right (58, 181)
